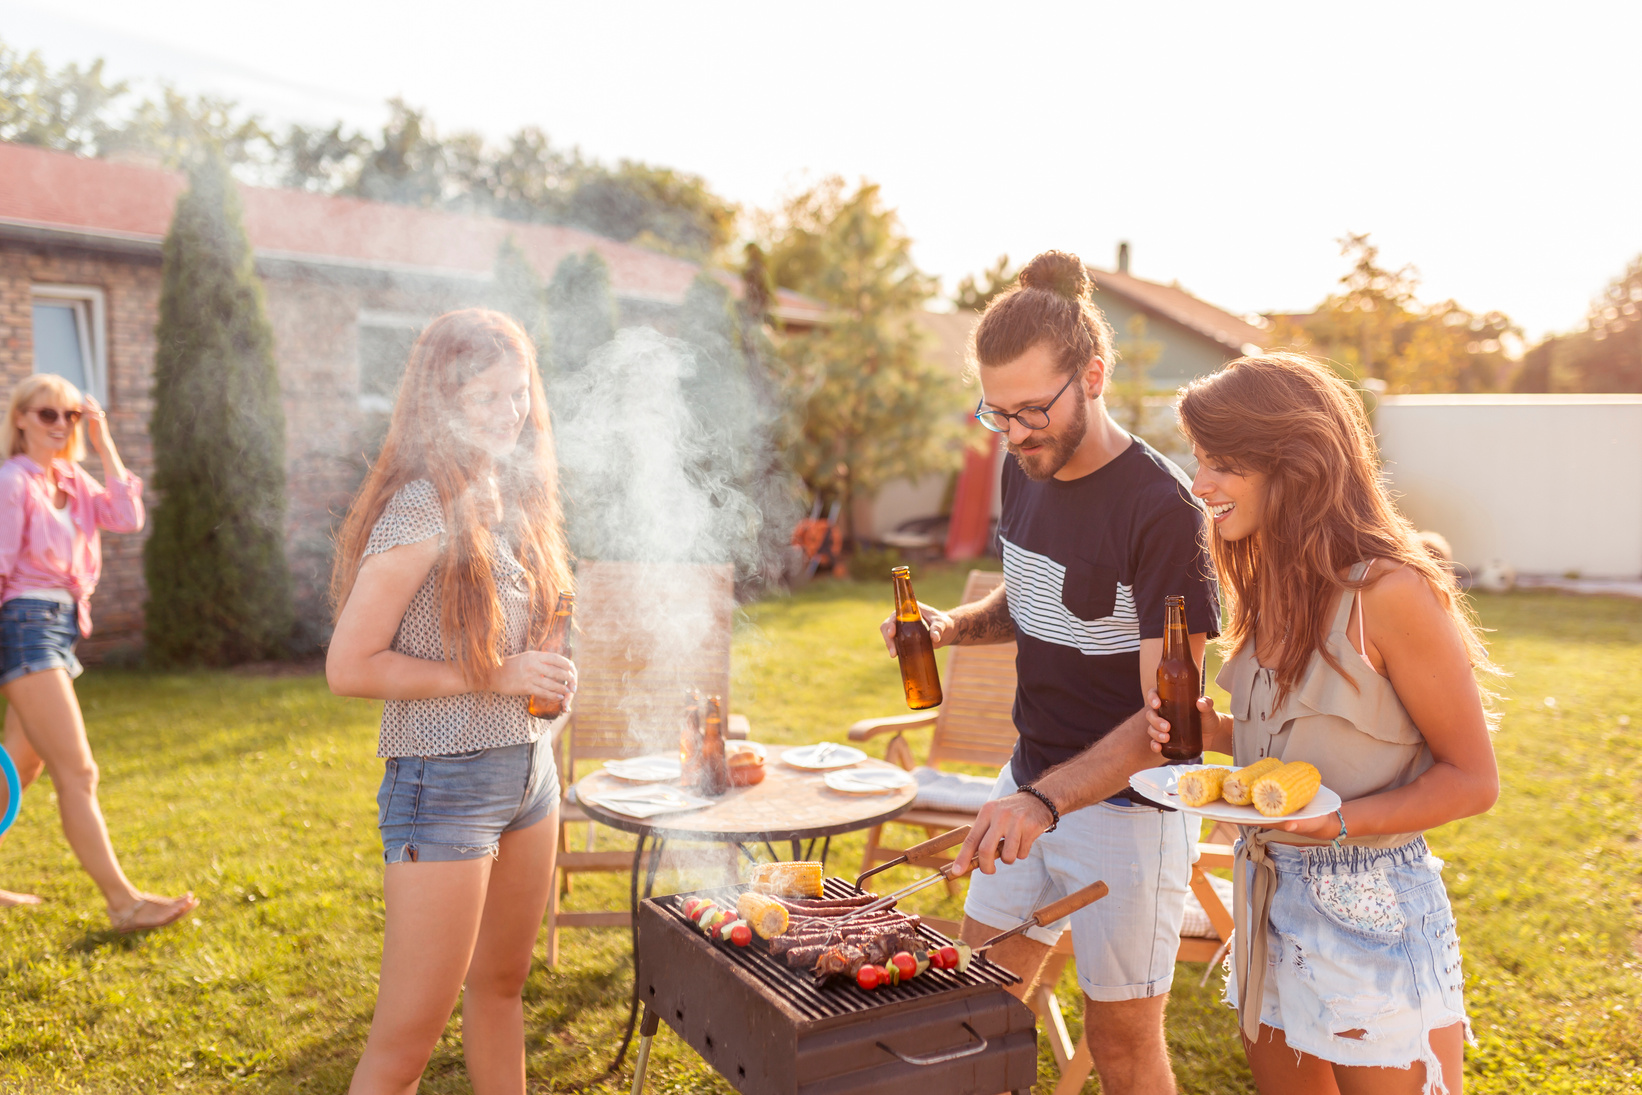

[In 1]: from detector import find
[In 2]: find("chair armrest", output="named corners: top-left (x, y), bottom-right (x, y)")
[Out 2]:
top-left (726, 713), bottom-right (750, 740)
top-left (1196, 842), bottom-right (1235, 869)
top-left (847, 711), bottom-right (938, 742)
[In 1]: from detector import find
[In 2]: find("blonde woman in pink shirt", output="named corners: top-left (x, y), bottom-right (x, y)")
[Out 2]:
top-left (0, 374), bottom-right (197, 931)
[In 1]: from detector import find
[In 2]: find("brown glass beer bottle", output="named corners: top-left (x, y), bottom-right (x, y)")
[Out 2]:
top-left (699, 694), bottom-right (731, 796)
top-left (1157, 594), bottom-right (1203, 760)
top-left (527, 591), bottom-right (575, 719)
top-left (891, 566), bottom-right (943, 710)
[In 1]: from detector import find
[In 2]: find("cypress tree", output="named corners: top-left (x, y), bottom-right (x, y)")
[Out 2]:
top-left (490, 234), bottom-right (549, 366)
top-left (545, 250), bottom-right (616, 375)
top-left (144, 154), bottom-right (294, 665)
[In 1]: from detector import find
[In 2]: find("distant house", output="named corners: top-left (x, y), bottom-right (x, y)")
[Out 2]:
top-left (1092, 243), bottom-right (1270, 389)
top-left (0, 142), bottom-right (820, 659)
top-left (854, 248), bottom-right (1271, 550)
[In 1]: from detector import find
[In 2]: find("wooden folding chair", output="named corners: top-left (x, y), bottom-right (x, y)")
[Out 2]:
top-left (546, 560), bottom-right (747, 964)
top-left (847, 570), bottom-right (1019, 923)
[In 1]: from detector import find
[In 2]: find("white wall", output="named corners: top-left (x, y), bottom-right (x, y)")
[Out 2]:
top-left (1376, 395), bottom-right (1642, 579)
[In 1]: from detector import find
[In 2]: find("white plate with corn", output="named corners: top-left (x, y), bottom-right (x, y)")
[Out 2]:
top-left (1129, 760), bottom-right (1341, 824)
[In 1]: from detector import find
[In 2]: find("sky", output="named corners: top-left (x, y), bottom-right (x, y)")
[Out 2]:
top-left (3, 0), bottom-right (1638, 342)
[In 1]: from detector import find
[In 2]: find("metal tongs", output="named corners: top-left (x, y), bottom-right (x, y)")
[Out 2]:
top-left (972, 881), bottom-right (1110, 956)
top-left (840, 825), bottom-right (1001, 923)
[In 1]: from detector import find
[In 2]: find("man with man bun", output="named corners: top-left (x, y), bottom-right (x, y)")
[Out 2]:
top-left (879, 250), bottom-right (1218, 1094)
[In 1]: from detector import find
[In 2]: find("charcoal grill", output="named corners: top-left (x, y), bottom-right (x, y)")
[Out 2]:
top-left (631, 879), bottom-right (1038, 1095)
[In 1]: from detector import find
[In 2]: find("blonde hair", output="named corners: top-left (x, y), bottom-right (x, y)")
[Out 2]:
top-left (7, 374), bottom-right (86, 462)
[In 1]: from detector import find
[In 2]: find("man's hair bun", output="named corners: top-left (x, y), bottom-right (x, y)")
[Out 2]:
top-left (1018, 250), bottom-right (1091, 301)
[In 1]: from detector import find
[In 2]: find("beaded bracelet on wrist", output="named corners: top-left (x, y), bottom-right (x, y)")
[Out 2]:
top-left (1019, 784), bottom-right (1060, 833)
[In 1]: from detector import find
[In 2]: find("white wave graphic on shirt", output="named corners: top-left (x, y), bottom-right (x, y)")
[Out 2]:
top-left (1001, 538), bottom-right (1140, 655)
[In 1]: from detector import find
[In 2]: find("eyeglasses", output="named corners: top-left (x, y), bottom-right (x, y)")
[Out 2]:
top-left (974, 370), bottom-right (1081, 433)
top-left (30, 407), bottom-right (83, 426)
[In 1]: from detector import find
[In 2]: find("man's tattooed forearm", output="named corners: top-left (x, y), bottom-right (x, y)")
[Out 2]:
top-left (956, 593), bottom-right (1016, 644)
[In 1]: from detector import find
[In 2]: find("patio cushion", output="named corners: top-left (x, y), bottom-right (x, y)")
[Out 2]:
top-left (911, 766), bottom-right (997, 813)
top-left (1181, 872), bottom-right (1233, 939)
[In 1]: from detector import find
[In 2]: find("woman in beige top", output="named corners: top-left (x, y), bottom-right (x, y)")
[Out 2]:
top-left (328, 309), bottom-right (576, 1095)
top-left (1146, 353), bottom-right (1498, 1095)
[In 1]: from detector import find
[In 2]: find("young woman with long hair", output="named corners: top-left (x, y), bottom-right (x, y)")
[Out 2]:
top-left (1146, 353), bottom-right (1499, 1095)
top-left (328, 309), bottom-right (574, 1095)
top-left (0, 373), bottom-right (197, 929)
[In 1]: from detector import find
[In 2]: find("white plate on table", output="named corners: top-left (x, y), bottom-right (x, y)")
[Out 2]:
top-left (601, 755), bottom-right (683, 782)
top-left (586, 785), bottom-right (714, 819)
top-left (780, 743), bottom-right (866, 770)
top-left (824, 768), bottom-right (915, 795)
top-left (1129, 764), bottom-right (1342, 824)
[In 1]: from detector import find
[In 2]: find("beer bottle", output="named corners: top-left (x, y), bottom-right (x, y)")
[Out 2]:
top-left (891, 566), bottom-right (943, 710)
top-left (699, 694), bottom-right (731, 796)
top-left (679, 690), bottom-right (705, 788)
top-left (1157, 595), bottom-right (1203, 761)
top-left (527, 591), bottom-right (575, 719)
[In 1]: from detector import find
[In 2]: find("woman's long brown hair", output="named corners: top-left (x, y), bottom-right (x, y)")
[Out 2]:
top-left (1177, 353), bottom-right (1497, 714)
top-left (330, 308), bottom-right (572, 689)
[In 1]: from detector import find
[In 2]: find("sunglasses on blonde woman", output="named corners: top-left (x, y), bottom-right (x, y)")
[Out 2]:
top-left (31, 407), bottom-right (84, 426)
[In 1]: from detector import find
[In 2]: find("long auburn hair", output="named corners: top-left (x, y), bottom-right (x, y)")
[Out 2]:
top-left (1177, 353), bottom-right (1497, 713)
top-left (331, 308), bottom-right (572, 688)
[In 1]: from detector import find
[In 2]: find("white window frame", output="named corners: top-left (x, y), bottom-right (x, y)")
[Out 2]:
top-left (31, 285), bottom-right (109, 404)
top-left (356, 310), bottom-right (429, 414)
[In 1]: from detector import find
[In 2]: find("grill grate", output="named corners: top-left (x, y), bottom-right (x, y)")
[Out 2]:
top-left (654, 878), bottom-right (1018, 1022)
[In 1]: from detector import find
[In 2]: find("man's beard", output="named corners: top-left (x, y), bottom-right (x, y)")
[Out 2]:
top-left (1007, 393), bottom-right (1088, 481)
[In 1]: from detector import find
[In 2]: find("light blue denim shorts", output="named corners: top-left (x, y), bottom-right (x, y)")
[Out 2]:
top-left (1226, 836), bottom-right (1471, 1092)
top-left (377, 738), bottom-right (560, 864)
top-left (0, 597), bottom-right (83, 687)
top-left (964, 763), bottom-right (1196, 1001)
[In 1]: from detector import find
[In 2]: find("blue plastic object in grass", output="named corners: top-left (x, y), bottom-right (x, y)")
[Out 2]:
top-left (0, 745), bottom-right (18, 836)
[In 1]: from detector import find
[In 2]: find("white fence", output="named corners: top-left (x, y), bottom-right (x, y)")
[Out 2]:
top-left (1375, 394), bottom-right (1642, 580)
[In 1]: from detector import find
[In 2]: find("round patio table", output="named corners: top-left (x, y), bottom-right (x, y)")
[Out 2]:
top-left (573, 748), bottom-right (920, 1072)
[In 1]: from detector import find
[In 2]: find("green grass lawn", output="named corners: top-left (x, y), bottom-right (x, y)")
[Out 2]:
top-left (0, 571), bottom-right (1638, 1092)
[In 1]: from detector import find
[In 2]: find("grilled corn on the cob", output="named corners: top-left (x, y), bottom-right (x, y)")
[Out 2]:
top-left (749, 860), bottom-right (823, 898)
top-left (1177, 766), bottom-right (1230, 807)
top-left (1251, 761), bottom-right (1322, 817)
top-left (1223, 757), bottom-right (1284, 806)
top-left (736, 892), bottom-right (790, 938)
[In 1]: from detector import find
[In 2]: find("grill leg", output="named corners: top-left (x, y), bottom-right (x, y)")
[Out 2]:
top-left (629, 1007), bottom-right (661, 1095)
top-left (612, 833), bottom-right (670, 1074)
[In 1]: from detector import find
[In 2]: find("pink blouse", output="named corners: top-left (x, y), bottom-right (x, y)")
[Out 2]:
top-left (0, 454), bottom-right (145, 636)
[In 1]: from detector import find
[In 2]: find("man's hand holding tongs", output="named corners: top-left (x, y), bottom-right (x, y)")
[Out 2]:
top-left (951, 787), bottom-right (1059, 876)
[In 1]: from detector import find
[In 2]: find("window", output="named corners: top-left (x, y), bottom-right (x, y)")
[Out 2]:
top-left (357, 310), bottom-right (425, 413)
top-left (31, 286), bottom-right (108, 403)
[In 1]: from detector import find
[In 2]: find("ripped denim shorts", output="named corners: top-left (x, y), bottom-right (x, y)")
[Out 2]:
top-left (377, 738), bottom-right (559, 864)
top-left (1225, 836), bottom-right (1472, 1094)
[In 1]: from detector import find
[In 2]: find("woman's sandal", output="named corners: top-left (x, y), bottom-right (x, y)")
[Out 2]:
top-left (109, 892), bottom-right (198, 934)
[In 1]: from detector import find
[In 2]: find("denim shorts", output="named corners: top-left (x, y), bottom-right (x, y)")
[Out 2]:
top-left (1225, 836), bottom-right (1472, 1093)
top-left (0, 597), bottom-right (83, 688)
top-left (963, 763), bottom-right (1196, 1001)
top-left (377, 738), bottom-right (560, 864)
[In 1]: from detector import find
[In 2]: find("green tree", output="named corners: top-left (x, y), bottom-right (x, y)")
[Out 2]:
top-left (1272, 234), bottom-right (1518, 393)
top-left (546, 250), bottom-right (617, 376)
top-left (952, 253), bottom-right (1018, 312)
top-left (145, 155), bottom-right (293, 665)
top-left (0, 39), bottom-right (127, 153)
top-left (564, 160), bottom-right (737, 261)
top-left (763, 178), bottom-right (961, 539)
top-left (1563, 255), bottom-right (1642, 392)
top-left (490, 235), bottom-right (550, 364)
top-left (1112, 313), bottom-right (1162, 434)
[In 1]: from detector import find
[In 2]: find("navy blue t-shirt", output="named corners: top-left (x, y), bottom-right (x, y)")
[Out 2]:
top-left (999, 436), bottom-right (1220, 786)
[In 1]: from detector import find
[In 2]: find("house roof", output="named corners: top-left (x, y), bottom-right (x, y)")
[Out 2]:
top-left (912, 309), bottom-right (981, 380)
top-left (1089, 265), bottom-right (1269, 354)
top-left (0, 142), bottom-right (824, 323)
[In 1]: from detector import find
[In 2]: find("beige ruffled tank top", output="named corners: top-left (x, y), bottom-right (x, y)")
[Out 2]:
top-left (1214, 561), bottom-right (1435, 1039)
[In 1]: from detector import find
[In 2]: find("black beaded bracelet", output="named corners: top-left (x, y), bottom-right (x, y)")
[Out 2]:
top-left (1019, 784), bottom-right (1060, 833)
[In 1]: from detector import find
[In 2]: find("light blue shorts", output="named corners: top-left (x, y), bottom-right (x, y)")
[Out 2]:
top-left (377, 739), bottom-right (560, 864)
top-left (1225, 836), bottom-right (1472, 1093)
top-left (963, 763), bottom-right (1196, 1001)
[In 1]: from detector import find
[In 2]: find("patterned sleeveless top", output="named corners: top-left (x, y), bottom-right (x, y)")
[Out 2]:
top-left (364, 479), bottom-right (548, 758)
